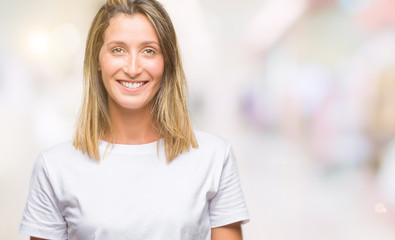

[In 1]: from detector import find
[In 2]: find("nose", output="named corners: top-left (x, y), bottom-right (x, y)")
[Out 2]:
top-left (123, 53), bottom-right (143, 78)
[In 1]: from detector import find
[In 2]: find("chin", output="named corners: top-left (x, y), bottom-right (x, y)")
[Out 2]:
top-left (119, 102), bottom-right (151, 111)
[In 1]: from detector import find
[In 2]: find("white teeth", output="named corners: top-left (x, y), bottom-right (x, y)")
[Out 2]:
top-left (120, 81), bottom-right (144, 89)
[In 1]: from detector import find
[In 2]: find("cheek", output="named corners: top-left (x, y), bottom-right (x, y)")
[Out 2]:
top-left (146, 58), bottom-right (165, 79)
top-left (99, 55), bottom-right (123, 79)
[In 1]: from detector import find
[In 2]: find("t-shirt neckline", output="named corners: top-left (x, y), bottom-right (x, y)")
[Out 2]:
top-left (99, 139), bottom-right (163, 154)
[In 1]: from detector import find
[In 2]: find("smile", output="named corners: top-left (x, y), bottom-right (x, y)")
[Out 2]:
top-left (118, 80), bottom-right (147, 89)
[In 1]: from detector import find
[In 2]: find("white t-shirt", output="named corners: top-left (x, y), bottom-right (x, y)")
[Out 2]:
top-left (19, 131), bottom-right (249, 240)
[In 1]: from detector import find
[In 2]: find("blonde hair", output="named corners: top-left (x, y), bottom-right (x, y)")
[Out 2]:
top-left (73, 0), bottom-right (197, 162)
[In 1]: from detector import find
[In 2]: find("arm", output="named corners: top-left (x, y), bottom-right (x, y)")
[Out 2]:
top-left (20, 155), bottom-right (68, 239)
top-left (211, 222), bottom-right (243, 240)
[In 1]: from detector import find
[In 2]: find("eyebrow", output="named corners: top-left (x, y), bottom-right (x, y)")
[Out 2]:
top-left (106, 40), bottom-right (160, 47)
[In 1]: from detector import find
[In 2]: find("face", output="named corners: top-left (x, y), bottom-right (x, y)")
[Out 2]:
top-left (99, 13), bottom-right (164, 113)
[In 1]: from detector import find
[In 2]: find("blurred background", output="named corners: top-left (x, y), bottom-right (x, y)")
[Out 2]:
top-left (1, 0), bottom-right (395, 239)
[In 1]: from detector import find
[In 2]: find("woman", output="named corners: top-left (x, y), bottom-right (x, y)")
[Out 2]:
top-left (19, 0), bottom-right (249, 239)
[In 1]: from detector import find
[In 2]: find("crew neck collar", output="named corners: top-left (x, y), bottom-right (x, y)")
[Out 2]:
top-left (99, 139), bottom-right (163, 154)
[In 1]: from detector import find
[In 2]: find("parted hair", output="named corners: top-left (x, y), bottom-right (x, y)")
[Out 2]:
top-left (73, 0), bottom-right (197, 162)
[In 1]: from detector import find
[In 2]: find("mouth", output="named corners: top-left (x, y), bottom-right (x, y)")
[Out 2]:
top-left (118, 80), bottom-right (148, 90)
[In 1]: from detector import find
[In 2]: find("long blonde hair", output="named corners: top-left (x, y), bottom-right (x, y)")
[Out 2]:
top-left (73, 0), bottom-right (197, 162)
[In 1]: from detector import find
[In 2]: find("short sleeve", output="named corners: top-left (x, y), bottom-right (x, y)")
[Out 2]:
top-left (209, 144), bottom-right (250, 228)
top-left (19, 153), bottom-right (68, 240)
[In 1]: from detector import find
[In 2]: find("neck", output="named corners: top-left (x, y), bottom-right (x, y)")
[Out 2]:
top-left (105, 101), bottom-right (158, 145)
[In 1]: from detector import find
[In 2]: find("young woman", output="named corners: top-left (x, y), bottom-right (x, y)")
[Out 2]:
top-left (19, 0), bottom-right (249, 239)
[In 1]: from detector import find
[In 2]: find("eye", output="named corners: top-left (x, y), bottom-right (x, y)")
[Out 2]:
top-left (111, 47), bottom-right (125, 54)
top-left (144, 49), bottom-right (156, 55)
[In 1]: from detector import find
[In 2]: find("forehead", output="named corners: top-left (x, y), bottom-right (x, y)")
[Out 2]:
top-left (103, 13), bottom-right (159, 42)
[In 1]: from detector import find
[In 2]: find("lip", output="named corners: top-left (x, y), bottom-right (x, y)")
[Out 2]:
top-left (116, 80), bottom-right (149, 92)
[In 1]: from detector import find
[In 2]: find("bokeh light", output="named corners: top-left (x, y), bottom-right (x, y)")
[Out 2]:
top-left (27, 30), bottom-right (50, 56)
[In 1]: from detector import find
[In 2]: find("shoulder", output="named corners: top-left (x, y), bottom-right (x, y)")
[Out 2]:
top-left (38, 140), bottom-right (92, 173)
top-left (41, 140), bottom-right (82, 161)
top-left (42, 140), bottom-right (76, 154)
top-left (191, 130), bottom-right (232, 158)
top-left (194, 130), bottom-right (230, 150)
